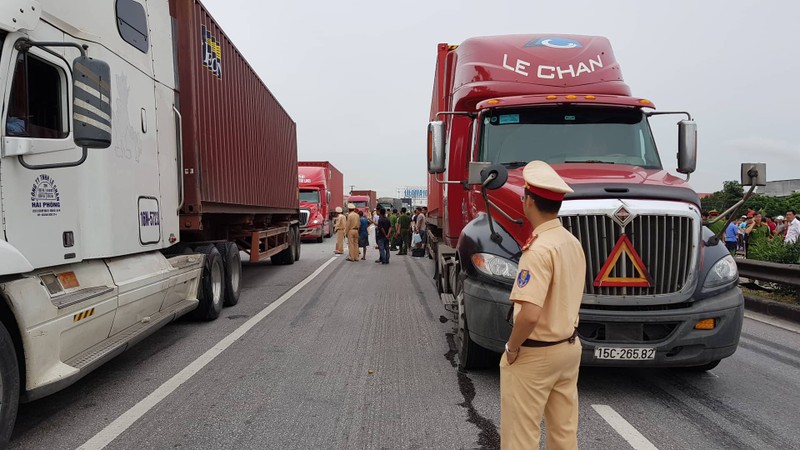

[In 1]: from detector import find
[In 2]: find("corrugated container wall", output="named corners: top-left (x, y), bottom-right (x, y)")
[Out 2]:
top-left (170, 0), bottom-right (297, 214)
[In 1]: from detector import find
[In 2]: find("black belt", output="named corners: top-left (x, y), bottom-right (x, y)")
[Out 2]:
top-left (522, 329), bottom-right (578, 347)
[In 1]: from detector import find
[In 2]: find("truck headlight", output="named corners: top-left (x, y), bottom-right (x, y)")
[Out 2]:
top-left (311, 219), bottom-right (320, 225)
top-left (702, 255), bottom-right (738, 291)
top-left (471, 253), bottom-right (518, 282)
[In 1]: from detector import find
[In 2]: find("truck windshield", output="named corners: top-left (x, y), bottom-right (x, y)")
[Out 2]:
top-left (479, 106), bottom-right (662, 169)
top-left (353, 201), bottom-right (368, 207)
top-left (299, 190), bottom-right (320, 203)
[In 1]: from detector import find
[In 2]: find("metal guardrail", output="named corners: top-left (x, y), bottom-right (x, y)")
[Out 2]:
top-left (736, 259), bottom-right (800, 288)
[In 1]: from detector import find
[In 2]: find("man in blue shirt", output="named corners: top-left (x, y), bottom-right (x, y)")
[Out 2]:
top-left (725, 218), bottom-right (740, 256)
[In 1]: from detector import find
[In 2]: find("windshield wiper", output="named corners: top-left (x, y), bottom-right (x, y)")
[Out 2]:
top-left (499, 161), bottom-right (529, 168)
top-left (564, 160), bottom-right (616, 164)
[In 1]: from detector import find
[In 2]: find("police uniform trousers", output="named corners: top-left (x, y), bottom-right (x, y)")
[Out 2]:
top-left (500, 339), bottom-right (582, 450)
top-left (335, 229), bottom-right (345, 254)
top-left (347, 229), bottom-right (360, 261)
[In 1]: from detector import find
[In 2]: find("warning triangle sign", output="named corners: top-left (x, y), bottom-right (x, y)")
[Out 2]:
top-left (594, 234), bottom-right (653, 287)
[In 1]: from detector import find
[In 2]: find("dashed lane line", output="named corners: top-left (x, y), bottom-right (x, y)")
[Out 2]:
top-left (592, 404), bottom-right (659, 450)
top-left (77, 256), bottom-right (338, 450)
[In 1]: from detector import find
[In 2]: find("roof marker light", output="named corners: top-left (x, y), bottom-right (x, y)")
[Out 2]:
top-left (487, 99), bottom-right (500, 105)
top-left (546, 95), bottom-right (558, 100)
top-left (639, 99), bottom-right (652, 105)
top-left (565, 95), bottom-right (577, 100)
top-left (585, 95), bottom-right (596, 100)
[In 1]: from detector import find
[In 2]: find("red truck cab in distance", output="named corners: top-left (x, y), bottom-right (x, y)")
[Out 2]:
top-left (349, 190), bottom-right (376, 216)
top-left (426, 34), bottom-right (743, 372)
top-left (298, 162), bottom-right (343, 242)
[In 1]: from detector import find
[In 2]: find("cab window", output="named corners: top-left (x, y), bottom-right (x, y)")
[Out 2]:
top-left (6, 53), bottom-right (68, 139)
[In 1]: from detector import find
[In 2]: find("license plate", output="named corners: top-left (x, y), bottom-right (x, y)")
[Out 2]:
top-left (594, 347), bottom-right (656, 360)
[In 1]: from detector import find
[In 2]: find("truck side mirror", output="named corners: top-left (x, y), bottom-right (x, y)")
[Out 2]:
top-left (676, 120), bottom-right (697, 174)
top-left (73, 56), bottom-right (112, 148)
top-left (427, 121), bottom-right (445, 174)
top-left (327, 190), bottom-right (331, 203)
top-left (480, 164), bottom-right (508, 190)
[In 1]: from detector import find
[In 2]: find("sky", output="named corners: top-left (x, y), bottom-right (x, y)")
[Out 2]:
top-left (202, 0), bottom-right (800, 198)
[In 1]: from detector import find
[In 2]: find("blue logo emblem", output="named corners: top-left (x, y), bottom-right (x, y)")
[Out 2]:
top-left (525, 37), bottom-right (583, 49)
top-left (517, 270), bottom-right (531, 288)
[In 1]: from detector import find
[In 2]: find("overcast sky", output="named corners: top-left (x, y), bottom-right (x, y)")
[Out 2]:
top-left (203, 0), bottom-right (800, 198)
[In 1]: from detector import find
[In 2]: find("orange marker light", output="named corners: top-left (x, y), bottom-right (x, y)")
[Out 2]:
top-left (487, 99), bottom-right (500, 105)
top-left (585, 95), bottom-right (596, 100)
top-left (471, 254), bottom-right (486, 270)
top-left (57, 272), bottom-right (80, 289)
top-left (565, 95), bottom-right (577, 100)
top-left (694, 319), bottom-right (716, 330)
top-left (546, 95), bottom-right (558, 100)
top-left (639, 99), bottom-right (652, 105)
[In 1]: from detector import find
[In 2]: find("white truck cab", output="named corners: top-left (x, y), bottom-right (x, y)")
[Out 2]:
top-left (0, 1), bottom-right (211, 442)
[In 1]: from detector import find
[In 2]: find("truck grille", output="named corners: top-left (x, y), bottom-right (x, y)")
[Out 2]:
top-left (299, 210), bottom-right (310, 227)
top-left (561, 215), bottom-right (695, 296)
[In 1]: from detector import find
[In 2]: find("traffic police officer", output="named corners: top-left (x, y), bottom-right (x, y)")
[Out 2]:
top-left (333, 206), bottom-right (346, 254)
top-left (345, 203), bottom-right (361, 261)
top-left (501, 161), bottom-right (586, 450)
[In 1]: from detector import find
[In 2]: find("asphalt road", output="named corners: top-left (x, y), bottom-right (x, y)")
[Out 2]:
top-left (9, 234), bottom-right (800, 449)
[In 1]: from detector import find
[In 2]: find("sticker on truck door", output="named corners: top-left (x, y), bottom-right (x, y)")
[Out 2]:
top-left (30, 174), bottom-right (61, 217)
top-left (138, 197), bottom-right (161, 245)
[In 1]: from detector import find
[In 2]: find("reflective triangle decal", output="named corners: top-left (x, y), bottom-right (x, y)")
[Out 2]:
top-left (593, 234), bottom-right (653, 287)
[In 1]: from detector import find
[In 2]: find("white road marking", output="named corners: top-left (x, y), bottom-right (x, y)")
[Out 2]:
top-left (77, 256), bottom-right (338, 450)
top-left (592, 404), bottom-right (659, 450)
top-left (744, 311), bottom-right (800, 334)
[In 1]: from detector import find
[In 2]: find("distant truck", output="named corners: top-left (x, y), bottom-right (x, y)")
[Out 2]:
top-left (377, 197), bottom-right (402, 213)
top-left (349, 190), bottom-right (376, 215)
top-left (0, 0), bottom-right (300, 441)
top-left (298, 162), bottom-right (344, 242)
top-left (426, 34), bottom-right (750, 372)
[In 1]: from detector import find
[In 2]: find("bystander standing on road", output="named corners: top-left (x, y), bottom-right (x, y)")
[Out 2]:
top-left (375, 208), bottom-right (392, 264)
top-left (416, 207), bottom-right (428, 255)
top-left (784, 210), bottom-right (800, 244)
top-left (358, 210), bottom-right (369, 261)
top-left (501, 161), bottom-right (585, 450)
top-left (745, 213), bottom-right (771, 256)
top-left (725, 218), bottom-right (740, 256)
top-left (396, 207), bottom-right (412, 255)
top-left (345, 203), bottom-right (360, 262)
top-left (333, 206), bottom-right (346, 254)
top-left (389, 209), bottom-right (399, 251)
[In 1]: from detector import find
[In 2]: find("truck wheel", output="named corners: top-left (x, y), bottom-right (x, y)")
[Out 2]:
top-left (216, 242), bottom-right (241, 307)
top-left (293, 227), bottom-right (301, 261)
top-left (191, 245), bottom-right (225, 320)
top-left (0, 323), bottom-right (20, 446)
top-left (455, 269), bottom-right (498, 371)
top-left (271, 229), bottom-right (296, 265)
top-left (316, 234), bottom-right (323, 244)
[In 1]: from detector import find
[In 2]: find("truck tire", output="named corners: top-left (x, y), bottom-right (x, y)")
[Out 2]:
top-left (454, 267), bottom-right (498, 371)
top-left (216, 242), bottom-right (241, 307)
top-left (271, 229), bottom-right (296, 265)
top-left (293, 227), bottom-right (301, 261)
top-left (191, 245), bottom-right (225, 320)
top-left (0, 323), bottom-right (19, 446)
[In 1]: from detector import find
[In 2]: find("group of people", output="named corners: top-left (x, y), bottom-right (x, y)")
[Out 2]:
top-left (332, 204), bottom-right (428, 264)
top-left (705, 209), bottom-right (800, 256)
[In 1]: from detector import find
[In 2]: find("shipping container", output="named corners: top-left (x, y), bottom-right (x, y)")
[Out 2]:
top-left (171, 0), bottom-right (298, 222)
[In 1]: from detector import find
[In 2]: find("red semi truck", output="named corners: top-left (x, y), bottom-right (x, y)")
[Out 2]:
top-left (298, 162), bottom-right (344, 242)
top-left (427, 35), bottom-right (745, 371)
top-left (349, 190), bottom-right (376, 216)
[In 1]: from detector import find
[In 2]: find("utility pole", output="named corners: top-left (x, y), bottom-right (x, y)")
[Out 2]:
top-left (349, 185), bottom-right (356, 194)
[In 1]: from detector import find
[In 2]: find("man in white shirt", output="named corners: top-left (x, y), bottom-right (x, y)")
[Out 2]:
top-left (784, 210), bottom-right (800, 244)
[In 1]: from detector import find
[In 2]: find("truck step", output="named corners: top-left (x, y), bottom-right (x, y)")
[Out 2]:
top-left (51, 286), bottom-right (115, 310)
top-left (65, 299), bottom-right (197, 371)
top-left (440, 293), bottom-right (456, 308)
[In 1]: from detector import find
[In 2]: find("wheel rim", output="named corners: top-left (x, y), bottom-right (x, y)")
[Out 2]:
top-left (211, 261), bottom-right (223, 307)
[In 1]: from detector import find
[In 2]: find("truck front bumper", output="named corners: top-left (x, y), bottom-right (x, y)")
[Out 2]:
top-left (300, 225), bottom-right (322, 240)
top-left (461, 277), bottom-right (744, 367)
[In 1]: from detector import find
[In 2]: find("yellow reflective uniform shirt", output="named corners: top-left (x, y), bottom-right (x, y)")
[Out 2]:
top-left (510, 219), bottom-right (586, 342)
